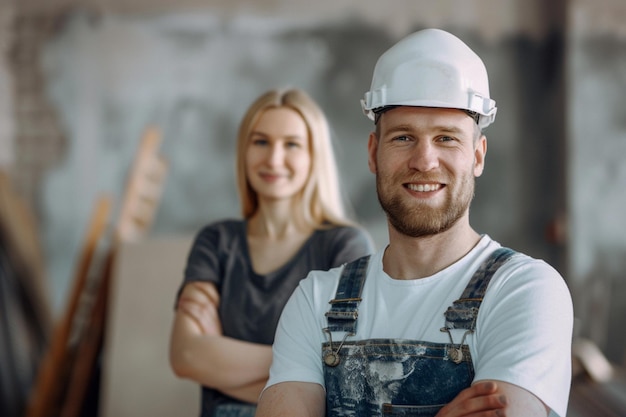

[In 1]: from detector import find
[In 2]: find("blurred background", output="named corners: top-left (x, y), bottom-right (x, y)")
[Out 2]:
top-left (1, 0), bottom-right (625, 416)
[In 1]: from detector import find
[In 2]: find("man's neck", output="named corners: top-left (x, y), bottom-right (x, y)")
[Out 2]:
top-left (382, 220), bottom-right (481, 280)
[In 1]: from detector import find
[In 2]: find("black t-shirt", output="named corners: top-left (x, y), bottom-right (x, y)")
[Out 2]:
top-left (179, 219), bottom-right (374, 414)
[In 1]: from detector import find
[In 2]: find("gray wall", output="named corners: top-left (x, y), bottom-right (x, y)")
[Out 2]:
top-left (37, 11), bottom-right (567, 314)
top-left (567, 0), bottom-right (626, 363)
top-left (0, 2), bottom-right (15, 167)
top-left (3, 0), bottom-right (626, 364)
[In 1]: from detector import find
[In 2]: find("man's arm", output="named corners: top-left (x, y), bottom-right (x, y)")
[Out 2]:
top-left (255, 381), bottom-right (325, 417)
top-left (255, 380), bottom-right (547, 417)
top-left (435, 380), bottom-right (549, 417)
top-left (487, 380), bottom-right (549, 417)
top-left (464, 257), bottom-right (573, 417)
top-left (221, 380), bottom-right (268, 404)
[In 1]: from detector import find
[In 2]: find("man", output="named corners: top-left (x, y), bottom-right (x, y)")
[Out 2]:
top-left (255, 28), bottom-right (573, 417)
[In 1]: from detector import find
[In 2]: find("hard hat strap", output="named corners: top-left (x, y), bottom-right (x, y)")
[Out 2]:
top-left (464, 110), bottom-right (480, 125)
top-left (373, 106), bottom-right (399, 124)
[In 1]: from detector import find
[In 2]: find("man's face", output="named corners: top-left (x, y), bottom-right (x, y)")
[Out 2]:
top-left (368, 106), bottom-right (486, 238)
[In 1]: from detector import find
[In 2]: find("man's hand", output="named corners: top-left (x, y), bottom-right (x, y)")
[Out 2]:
top-left (435, 381), bottom-right (507, 417)
top-left (436, 380), bottom-right (549, 417)
top-left (176, 281), bottom-right (222, 336)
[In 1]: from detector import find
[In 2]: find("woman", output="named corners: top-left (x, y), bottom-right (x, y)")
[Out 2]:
top-left (169, 88), bottom-right (374, 417)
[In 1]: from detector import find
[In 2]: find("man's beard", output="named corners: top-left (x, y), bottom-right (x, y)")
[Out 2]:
top-left (376, 172), bottom-right (475, 238)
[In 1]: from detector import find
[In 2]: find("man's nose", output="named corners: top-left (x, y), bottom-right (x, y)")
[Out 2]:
top-left (408, 141), bottom-right (439, 172)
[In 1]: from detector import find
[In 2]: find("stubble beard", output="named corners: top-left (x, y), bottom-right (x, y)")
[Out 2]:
top-left (376, 171), bottom-right (475, 238)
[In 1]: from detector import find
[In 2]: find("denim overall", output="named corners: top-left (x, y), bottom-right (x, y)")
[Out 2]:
top-left (210, 403), bottom-right (256, 417)
top-left (322, 248), bottom-right (516, 417)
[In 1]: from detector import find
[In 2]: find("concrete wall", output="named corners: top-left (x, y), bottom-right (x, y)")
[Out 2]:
top-left (3, 0), bottom-right (626, 366)
top-left (0, 1), bottom-right (15, 168)
top-left (567, 0), bottom-right (626, 363)
top-left (11, 0), bottom-right (567, 310)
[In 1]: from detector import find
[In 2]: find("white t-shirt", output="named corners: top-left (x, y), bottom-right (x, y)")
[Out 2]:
top-left (266, 235), bottom-right (574, 417)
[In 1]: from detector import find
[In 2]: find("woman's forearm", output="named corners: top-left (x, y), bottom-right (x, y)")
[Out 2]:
top-left (170, 312), bottom-right (272, 390)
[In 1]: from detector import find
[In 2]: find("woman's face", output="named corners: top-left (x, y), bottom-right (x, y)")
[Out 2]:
top-left (245, 107), bottom-right (312, 203)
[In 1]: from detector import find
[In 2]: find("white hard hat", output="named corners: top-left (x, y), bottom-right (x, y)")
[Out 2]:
top-left (361, 28), bottom-right (497, 129)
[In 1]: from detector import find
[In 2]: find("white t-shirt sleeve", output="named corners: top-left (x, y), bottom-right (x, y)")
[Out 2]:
top-left (265, 270), bottom-right (332, 390)
top-left (473, 256), bottom-right (573, 417)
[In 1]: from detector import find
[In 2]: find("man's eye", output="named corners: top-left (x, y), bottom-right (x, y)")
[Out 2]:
top-left (438, 136), bottom-right (454, 142)
top-left (393, 135), bottom-right (411, 142)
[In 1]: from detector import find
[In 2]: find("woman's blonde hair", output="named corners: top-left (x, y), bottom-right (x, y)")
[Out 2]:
top-left (235, 88), bottom-right (350, 229)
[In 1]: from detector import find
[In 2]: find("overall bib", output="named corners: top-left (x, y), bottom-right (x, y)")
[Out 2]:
top-left (322, 248), bottom-right (515, 417)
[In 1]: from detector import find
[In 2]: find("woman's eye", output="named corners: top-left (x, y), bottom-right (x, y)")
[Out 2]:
top-left (252, 138), bottom-right (268, 146)
top-left (286, 141), bottom-right (301, 149)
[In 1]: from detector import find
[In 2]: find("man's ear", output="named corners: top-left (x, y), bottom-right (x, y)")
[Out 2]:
top-left (474, 135), bottom-right (487, 177)
top-left (367, 132), bottom-right (378, 174)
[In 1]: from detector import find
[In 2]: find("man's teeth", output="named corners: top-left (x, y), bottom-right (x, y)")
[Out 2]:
top-left (407, 183), bottom-right (441, 192)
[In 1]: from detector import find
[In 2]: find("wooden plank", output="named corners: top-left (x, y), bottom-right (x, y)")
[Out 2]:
top-left (56, 125), bottom-right (169, 417)
top-left (25, 195), bottom-right (113, 417)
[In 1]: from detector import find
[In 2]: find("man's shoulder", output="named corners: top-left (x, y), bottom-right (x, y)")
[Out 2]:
top-left (498, 249), bottom-right (562, 279)
top-left (477, 236), bottom-right (562, 275)
top-left (483, 247), bottom-right (569, 304)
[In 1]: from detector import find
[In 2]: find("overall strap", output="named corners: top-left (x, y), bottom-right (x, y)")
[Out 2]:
top-left (444, 247), bottom-right (516, 330)
top-left (324, 255), bottom-right (371, 333)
